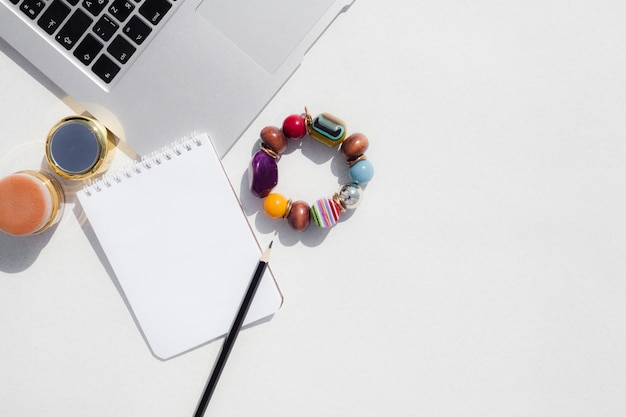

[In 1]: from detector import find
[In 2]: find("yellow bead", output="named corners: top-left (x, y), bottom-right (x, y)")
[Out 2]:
top-left (263, 193), bottom-right (289, 218)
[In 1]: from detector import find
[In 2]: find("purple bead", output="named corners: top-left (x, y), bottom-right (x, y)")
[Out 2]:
top-left (248, 150), bottom-right (278, 198)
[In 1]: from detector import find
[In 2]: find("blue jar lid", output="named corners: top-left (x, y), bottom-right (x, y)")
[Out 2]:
top-left (45, 116), bottom-right (112, 179)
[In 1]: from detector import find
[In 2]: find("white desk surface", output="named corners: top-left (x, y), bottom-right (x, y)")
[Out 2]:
top-left (2, 1), bottom-right (626, 416)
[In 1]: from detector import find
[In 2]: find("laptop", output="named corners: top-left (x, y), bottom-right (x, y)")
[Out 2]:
top-left (0, 0), bottom-right (355, 157)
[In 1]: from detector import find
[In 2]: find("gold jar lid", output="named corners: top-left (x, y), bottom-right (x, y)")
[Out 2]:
top-left (45, 115), bottom-right (114, 180)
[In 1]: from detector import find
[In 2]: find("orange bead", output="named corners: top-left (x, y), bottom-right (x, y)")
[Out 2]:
top-left (263, 193), bottom-right (289, 218)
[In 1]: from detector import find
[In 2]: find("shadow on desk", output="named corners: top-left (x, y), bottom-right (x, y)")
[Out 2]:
top-left (0, 224), bottom-right (57, 273)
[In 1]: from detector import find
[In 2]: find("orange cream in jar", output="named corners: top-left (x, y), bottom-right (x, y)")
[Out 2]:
top-left (0, 171), bottom-right (64, 236)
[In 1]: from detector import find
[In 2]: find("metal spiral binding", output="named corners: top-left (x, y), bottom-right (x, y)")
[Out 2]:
top-left (81, 133), bottom-right (203, 197)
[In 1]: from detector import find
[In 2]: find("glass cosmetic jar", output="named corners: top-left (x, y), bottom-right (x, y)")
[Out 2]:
top-left (45, 115), bottom-right (114, 180)
top-left (0, 170), bottom-right (64, 236)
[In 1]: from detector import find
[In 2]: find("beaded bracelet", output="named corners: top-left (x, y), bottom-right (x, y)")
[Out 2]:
top-left (248, 107), bottom-right (374, 232)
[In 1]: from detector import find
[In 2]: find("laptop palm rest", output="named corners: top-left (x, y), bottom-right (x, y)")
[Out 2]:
top-left (196, 0), bottom-right (337, 74)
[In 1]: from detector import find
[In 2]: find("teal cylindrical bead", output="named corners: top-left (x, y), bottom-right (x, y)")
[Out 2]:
top-left (348, 159), bottom-right (374, 184)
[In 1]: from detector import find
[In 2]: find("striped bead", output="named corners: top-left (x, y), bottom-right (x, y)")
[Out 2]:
top-left (310, 113), bottom-right (346, 147)
top-left (311, 198), bottom-right (341, 228)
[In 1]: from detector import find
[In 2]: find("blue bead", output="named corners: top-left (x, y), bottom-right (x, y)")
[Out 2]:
top-left (349, 159), bottom-right (374, 184)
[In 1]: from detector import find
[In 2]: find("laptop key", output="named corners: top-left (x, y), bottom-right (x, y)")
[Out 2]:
top-left (20, 0), bottom-right (46, 20)
top-left (108, 0), bottom-right (134, 22)
top-left (56, 9), bottom-right (93, 50)
top-left (74, 33), bottom-right (103, 65)
top-left (83, 0), bottom-right (109, 16)
top-left (37, 0), bottom-right (71, 35)
top-left (92, 54), bottom-right (120, 83)
top-left (138, 0), bottom-right (171, 25)
top-left (123, 15), bottom-right (151, 45)
top-left (108, 35), bottom-right (136, 64)
top-left (93, 15), bottom-right (119, 41)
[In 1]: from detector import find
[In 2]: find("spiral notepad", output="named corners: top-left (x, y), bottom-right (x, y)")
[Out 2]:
top-left (77, 133), bottom-right (282, 360)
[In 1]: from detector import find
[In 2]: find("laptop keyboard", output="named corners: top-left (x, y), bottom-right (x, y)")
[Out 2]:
top-left (9, 0), bottom-right (177, 85)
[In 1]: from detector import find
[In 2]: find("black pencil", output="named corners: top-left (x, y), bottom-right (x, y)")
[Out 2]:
top-left (193, 241), bottom-right (273, 417)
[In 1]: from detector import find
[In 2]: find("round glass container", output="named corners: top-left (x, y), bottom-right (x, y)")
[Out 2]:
top-left (45, 115), bottom-right (114, 179)
top-left (0, 170), bottom-right (64, 236)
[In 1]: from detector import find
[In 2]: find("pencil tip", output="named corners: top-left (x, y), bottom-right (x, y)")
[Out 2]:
top-left (260, 241), bottom-right (273, 263)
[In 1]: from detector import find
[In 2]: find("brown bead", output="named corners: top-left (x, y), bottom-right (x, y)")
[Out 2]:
top-left (260, 126), bottom-right (288, 154)
top-left (340, 133), bottom-right (369, 159)
top-left (287, 200), bottom-right (310, 232)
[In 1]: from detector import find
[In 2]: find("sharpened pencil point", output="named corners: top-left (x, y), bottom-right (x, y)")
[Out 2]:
top-left (261, 242), bottom-right (272, 263)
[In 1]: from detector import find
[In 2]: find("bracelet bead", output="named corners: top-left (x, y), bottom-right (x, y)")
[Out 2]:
top-left (340, 133), bottom-right (369, 159)
top-left (260, 126), bottom-right (288, 154)
top-left (348, 159), bottom-right (374, 184)
top-left (310, 113), bottom-right (347, 147)
top-left (311, 197), bottom-right (342, 228)
top-left (263, 193), bottom-right (290, 218)
top-left (338, 183), bottom-right (363, 209)
top-left (249, 150), bottom-right (278, 198)
top-left (287, 200), bottom-right (311, 231)
top-left (282, 114), bottom-right (307, 140)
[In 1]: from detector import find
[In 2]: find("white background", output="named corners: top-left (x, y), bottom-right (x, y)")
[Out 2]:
top-left (2, 1), bottom-right (626, 416)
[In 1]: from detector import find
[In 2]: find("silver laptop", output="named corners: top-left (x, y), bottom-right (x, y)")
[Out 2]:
top-left (0, 0), bottom-right (354, 157)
